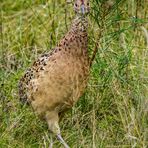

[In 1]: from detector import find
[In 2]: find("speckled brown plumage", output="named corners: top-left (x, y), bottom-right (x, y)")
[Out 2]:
top-left (19, 17), bottom-right (89, 113)
top-left (18, 0), bottom-right (90, 147)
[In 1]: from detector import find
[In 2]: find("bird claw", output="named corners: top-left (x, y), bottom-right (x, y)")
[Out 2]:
top-left (57, 134), bottom-right (70, 148)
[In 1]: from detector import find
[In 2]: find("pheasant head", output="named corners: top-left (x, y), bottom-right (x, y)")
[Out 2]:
top-left (74, 0), bottom-right (90, 15)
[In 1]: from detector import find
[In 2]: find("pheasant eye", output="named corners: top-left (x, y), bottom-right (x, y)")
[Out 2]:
top-left (75, 3), bottom-right (78, 7)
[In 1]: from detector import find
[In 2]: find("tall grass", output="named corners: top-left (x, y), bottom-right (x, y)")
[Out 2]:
top-left (0, 0), bottom-right (147, 147)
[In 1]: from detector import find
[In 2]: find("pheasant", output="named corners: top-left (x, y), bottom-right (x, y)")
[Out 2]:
top-left (18, 0), bottom-right (90, 147)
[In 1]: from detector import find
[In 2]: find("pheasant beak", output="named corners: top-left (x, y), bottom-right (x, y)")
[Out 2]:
top-left (81, 4), bottom-right (85, 15)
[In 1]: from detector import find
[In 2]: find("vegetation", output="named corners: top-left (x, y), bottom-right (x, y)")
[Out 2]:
top-left (1, 0), bottom-right (147, 147)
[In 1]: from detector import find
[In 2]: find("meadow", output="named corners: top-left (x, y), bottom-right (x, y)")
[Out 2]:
top-left (0, 0), bottom-right (148, 147)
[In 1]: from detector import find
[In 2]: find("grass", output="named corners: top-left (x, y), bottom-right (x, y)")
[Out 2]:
top-left (0, 0), bottom-right (148, 147)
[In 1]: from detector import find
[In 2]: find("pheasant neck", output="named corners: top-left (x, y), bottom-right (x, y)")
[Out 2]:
top-left (69, 16), bottom-right (88, 55)
top-left (58, 15), bottom-right (88, 56)
top-left (71, 15), bottom-right (88, 36)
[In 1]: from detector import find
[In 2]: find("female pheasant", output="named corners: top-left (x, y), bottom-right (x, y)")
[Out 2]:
top-left (18, 0), bottom-right (90, 147)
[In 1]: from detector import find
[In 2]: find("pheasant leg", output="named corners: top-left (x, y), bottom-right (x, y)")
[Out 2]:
top-left (49, 134), bottom-right (53, 148)
top-left (57, 134), bottom-right (70, 148)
